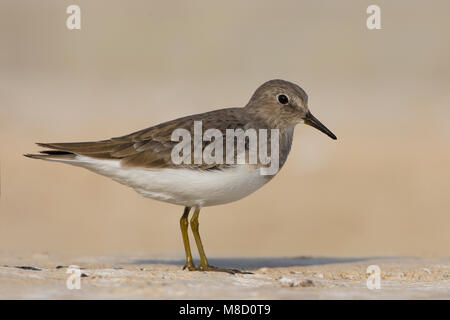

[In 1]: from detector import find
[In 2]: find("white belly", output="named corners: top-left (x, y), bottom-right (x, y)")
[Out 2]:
top-left (63, 156), bottom-right (271, 207)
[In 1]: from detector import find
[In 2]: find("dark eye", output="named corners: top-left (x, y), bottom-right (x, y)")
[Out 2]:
top-left (277, 94), bottom-right (289, 105)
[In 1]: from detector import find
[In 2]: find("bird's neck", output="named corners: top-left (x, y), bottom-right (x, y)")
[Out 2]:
top-left (279, 126), bottom-right (295, 169)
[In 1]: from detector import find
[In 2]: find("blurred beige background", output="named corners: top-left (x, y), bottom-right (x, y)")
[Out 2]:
top-left (1, 0), bottom-right (449, 259)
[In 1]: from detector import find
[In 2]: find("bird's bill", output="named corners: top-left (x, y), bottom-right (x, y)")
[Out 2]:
top-left (304, 112), bottom-right (337, 140)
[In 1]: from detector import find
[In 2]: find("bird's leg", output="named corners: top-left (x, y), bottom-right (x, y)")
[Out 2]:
top-left (190, 207), bottom-right (249, 274)
top-left (180, 206), bottom-right (195, 270)
top-left (189, 207), bottom-right (209, 268)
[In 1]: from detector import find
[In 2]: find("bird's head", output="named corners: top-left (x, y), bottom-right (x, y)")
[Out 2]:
top-left (245, 79), bottom-right (337, 140)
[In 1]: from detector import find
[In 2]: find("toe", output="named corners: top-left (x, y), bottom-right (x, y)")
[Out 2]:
top-left (196, 265), bottom-right (251, 274)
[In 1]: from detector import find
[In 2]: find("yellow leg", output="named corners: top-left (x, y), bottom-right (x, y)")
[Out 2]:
top-left (190, 207), bottom-right (250, 274)
top-left (180, 206), bottom-right (195, 270)
top-left (190, 207), bottom-right (209, 267)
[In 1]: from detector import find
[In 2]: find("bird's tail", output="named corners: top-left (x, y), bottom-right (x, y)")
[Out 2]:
top-left (24, 150), bottom-right (77, 162)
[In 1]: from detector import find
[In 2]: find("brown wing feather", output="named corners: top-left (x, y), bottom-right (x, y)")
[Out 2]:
top-left (35, 108), bottom-right (256, 169)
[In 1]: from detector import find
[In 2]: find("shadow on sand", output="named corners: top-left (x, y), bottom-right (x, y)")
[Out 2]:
top-left (130, 256), bottom-right (370, 270)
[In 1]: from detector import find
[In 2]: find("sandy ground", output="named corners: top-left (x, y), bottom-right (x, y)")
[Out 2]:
top-left (2, 0), bottom-right (450, 260)
top-left (0, 252), bottom-right (448, 299)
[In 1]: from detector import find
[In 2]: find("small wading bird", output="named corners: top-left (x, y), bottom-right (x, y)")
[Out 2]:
top-left (25, 79), bottom-right (337, 274)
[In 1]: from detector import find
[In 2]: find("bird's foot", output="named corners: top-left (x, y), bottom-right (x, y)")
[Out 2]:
top-left (195, 264), bottom-right (253, 275)
top-left (182, 261), bottom-right (196, 271)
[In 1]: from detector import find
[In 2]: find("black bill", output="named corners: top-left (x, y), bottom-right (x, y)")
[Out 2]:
top-left (304, 112), bottom-right (337, 140)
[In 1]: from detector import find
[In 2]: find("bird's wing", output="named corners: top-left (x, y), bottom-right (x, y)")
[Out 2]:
top-left (34, 108), bottom-right (253, 170)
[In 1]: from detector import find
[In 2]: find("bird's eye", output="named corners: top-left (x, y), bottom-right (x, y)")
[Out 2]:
top-left (277, 94), bottom-right (289, 105)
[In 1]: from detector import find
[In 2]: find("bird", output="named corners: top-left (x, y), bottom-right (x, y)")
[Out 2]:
top-left (25, 79), bottom-right (337, 274)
